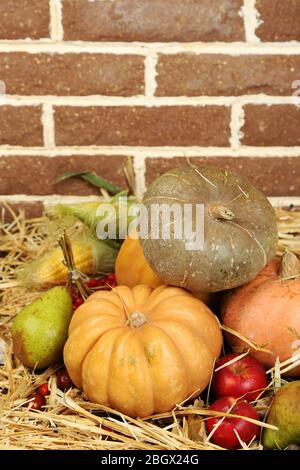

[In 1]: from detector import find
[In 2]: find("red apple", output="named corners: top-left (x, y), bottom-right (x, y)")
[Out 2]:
top-left (212, 353), bottom-right (267, 402)
top-left (206, 397), bottom-right (260, 449)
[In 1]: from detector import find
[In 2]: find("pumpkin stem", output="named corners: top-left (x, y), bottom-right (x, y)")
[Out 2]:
top-left (209, 203), bottom-right (235, 221)
top-left (127, 311), bottom-right (147, 328)
top-left (279, 250), bottom-right (300, 279)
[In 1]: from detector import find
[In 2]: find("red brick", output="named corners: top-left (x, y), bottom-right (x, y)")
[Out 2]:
top-left (54, 106), bottom-right (231, 147)
top-left (0, 53), bottom-right (144, 96)
top-left (145, 156), bottom-right (300, 197)
top-left (0, 155), bottom-right (129, 195)
top-left (0, 0), bottom-right (50, 39)
top-left (242, 105), bottom-right (300, 147)
top-left (156, 54), bottom-right (300, 96)
top-left (63, 0), bottom-right (244, 42)
top-left (0, 106), bottom-right (43, 146)
top-left (256, 0), bottom-right (300, 41)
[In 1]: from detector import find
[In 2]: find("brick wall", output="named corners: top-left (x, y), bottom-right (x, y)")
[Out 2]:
top-left (0, 0), bottom-right (300, 217)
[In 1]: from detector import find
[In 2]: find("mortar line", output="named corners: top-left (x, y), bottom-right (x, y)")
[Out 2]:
top-left (50, 0), bottom-right (64, 41)
top-left (1, 95), bottom-right (300, 107)
top-left (0, 147), bottom-right (300, 158)
top-left (133, 154), bottom-right (147, 199)
top-left (230, 102), bottom-right (245, 150)
top-left (0, 194), bottom-right (104, 204)
top-left (243, 0), bottom-right (261, 43)
top-left (41, 103), bottom-right (55, 148)
top-left (1, 41), bottom-right (300, 54)
top-left (144, 52), bottom-right (158, 98)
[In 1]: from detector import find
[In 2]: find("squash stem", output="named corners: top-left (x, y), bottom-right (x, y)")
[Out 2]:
top-left (127, 311), bottom-right (147, 328)
top-left (209, 203), bottom-right (235, 221)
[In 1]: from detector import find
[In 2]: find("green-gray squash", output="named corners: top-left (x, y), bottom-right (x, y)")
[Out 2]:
top-left (141, 166), bottom-right (278, 293)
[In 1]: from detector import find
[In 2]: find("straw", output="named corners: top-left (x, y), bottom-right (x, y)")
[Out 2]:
top-left (1, 204), bottom-right (300, 450)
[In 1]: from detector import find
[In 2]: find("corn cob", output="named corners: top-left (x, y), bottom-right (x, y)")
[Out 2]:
top-left (18, 233), bottom-right (118, 288)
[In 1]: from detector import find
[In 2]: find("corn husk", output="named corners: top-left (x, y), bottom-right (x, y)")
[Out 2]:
top-left (17, 230), bottom-right (118, 289)
top-left (13, 193), bottom-right (139, 289)
top-left (46, 194), bottom-right (138, 236)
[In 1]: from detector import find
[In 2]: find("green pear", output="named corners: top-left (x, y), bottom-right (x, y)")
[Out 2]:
top-left (12, 286), bottom-right (72, 369)
top-left (263, 381), bottom-right (300, 449)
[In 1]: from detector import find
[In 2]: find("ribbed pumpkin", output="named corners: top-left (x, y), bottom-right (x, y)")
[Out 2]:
top-left (115, 236), bottom-right (163, 289)
top-left (64, 285), bottom-right (222, 417)
top-left (221, 252), bottom-right (300, 376)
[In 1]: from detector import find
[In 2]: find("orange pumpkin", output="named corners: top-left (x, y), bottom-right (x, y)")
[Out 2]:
top-left (116, 236), bottom-right (215, 306)
top-left (64, 285), bottom-right (222, 417)
top-left (221, 254), bottom-right (300, 376)
top-left (115, 236), bottom-right (162, 289)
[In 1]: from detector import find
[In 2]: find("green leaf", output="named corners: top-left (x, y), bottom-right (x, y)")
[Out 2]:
top-left (53, 171), bottom-right (122, 195)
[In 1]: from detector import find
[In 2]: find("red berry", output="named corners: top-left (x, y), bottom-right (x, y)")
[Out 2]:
top-left (28, 393), bottom-right (46, 411)
top-left (98, 277), bottom-right (107, 286)
top-left (87, 278), bottom-right (98, 288)
top-left (106, 273), bottom-right (116, 283)
top-left (73, 297), bottom-right (84, 308)
top-left (105, 273), bottom-right (117, 290)
top-left (57, 369), bottom-right (73, 391)
top-left (38, 383), bottom-right (50, 396)
top-left (109, 281), bottom-right (118, 289)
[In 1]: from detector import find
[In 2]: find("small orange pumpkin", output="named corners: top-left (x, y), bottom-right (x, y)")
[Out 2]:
top-left (115, 236), bottom-right (162, 289)
top-left (116, 236), bottom-right (214, 306)
top-left (64, 285), bottom-right (222, 417)
top-left (221, 252), bottom-right (300, 376)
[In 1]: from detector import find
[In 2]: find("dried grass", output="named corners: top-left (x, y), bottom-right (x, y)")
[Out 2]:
top-left (0, 204), bottom-right (299, 450)
top-left (276, 208), bottom-right (300, 255)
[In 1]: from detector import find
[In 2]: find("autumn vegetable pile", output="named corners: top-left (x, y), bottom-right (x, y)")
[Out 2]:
top-left (1, 165), bottom-right (300, 450)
